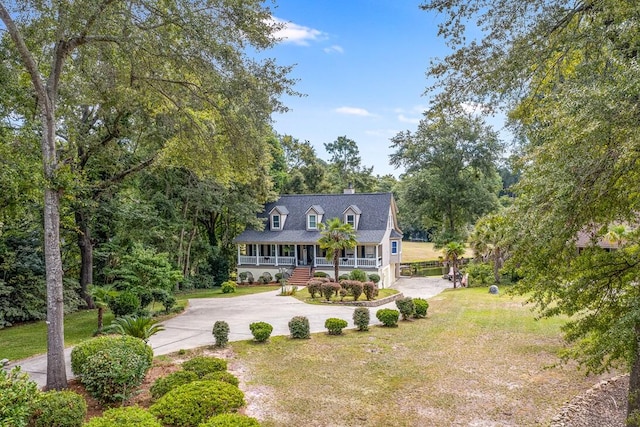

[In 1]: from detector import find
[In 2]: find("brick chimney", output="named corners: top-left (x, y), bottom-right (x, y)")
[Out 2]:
top-left (343, 182), bottom-right (355, 194)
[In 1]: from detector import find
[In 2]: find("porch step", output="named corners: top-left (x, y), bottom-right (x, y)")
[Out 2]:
top-left (288, 267), bottom-right (312, 286)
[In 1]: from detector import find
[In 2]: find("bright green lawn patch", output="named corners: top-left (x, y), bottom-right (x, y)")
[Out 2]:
top-left (0, 309), bottom-right (115, 361)
top-left (292, 287), bottom-right (397, 304)
top-left (176, 286), bottom-right (276, 301)
top-left (402, 241), bottom-right (473, 262)
top-left (231, 287), bottom-right (615, 426)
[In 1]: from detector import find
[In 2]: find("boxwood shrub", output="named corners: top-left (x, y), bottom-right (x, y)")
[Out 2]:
top-left (212, 320), bottom-right (230, 348)
top-left (108, 291), bottom-right (140, 317)
top-left (182, 356), bottom-right (227, 378)
top-left (413, 298), bottom-right (429, 318)
top-left (249, 321), bottom-right (273, 343)
top-left (71, 335), bottom-right (153, 379)
top-left (367, 273), bottom-right (380, 284)
top-left (353, 307), bottom-right (370, 331)
top-left (149, 380), bottom-right (245, 427)
top-left (199, 413), bottom-right (261, 426)
top-left (395, 297), bottom-right (415, 320)
top-left (376, 308), bottom-right (400, 327)
top-left (349, 269), bottom-right (367, 282)
top-left (201, 371), bottom-right (240, 387)
top-left (82, 346), bottom-right (151, 403)
top-left (83, 406), bottom-right (162, 427)
top-left (313, 271), bottom-right (328, 278)
top-left (150, 370), bottom-right (198, 401)
top-left (288, 316), bottom-right (310, 339)
top-left (29, 390), bottom-right (87, 427)
top-left (324, 318), bottom-right (348, 335)
top-left (221, 281), bottom-right (236, 294)
top-left (0, 367), bottom-right (39, 427)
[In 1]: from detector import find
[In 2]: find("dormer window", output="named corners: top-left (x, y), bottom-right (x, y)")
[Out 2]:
top-left (272, 214), bottom-right (280, 230)
top-left (269, 205), bottom-right (288, 231)
top-left (346, 214), bottom-right (355, 227)
top-left (308, 214), bottom-right (317, 230)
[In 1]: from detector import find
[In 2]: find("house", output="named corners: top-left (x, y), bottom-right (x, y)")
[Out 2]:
top-left (234, 190), bottom-right (403, 288)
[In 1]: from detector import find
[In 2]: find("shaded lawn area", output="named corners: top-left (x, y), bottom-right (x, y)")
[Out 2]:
top-left (0, 286), bottom-right (276, 361)
top-left (228, 287), bottom-right (617, 426)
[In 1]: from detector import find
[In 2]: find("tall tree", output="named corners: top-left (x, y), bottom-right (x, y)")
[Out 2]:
top-left (324, 136), bottom-right (375, 192)
top-left (419, 0), bottom-right (640, 422)
top-left (469, 211), bottom-right (510, 283)
top-left (318, 218), bottom-right (357, 282)
top-left (280, 135), bottom-right (330, 194)
top-left (0, 0), bottom-right (292, 390)
top-left (390, 112), bottom-right (502, 243)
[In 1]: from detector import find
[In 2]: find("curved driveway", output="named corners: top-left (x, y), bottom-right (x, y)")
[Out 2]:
top-left (12, 277), bottom-right (451, 387)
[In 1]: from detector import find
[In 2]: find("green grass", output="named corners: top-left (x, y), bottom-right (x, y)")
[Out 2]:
top-left (225, 287), bottom-right (615, 426)
top-left (402, 241), bottom-right (474, 262)
top-left (0, 286), bottom-right (276, 361)
top-left (292, 287), bottom-right (398, 304)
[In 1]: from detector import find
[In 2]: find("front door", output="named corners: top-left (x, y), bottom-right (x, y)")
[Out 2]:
top-left (306, 245), bottom-right (314, 266)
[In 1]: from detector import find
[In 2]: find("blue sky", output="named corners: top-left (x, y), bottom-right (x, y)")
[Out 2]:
top-left (264, 0), bottom-right (453, 177)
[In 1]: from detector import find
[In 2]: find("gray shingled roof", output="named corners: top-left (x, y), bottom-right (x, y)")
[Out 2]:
top-left (235, 192), bottom-right (399, 244)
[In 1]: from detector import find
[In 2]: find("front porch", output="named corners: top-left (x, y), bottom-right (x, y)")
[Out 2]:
top-left (237, 243), bottom-right (382, 269)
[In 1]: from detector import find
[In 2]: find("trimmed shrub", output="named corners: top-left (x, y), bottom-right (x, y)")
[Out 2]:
top-left (182, 356), bottom-right (227, 378)
top-left (84, 406), bottom-right (162, 427)
top-left (363, 282), bottom-right (378, 301)
top-left (321, 282), bottom-right (341, 301)
top-left (238, 271), bottom-right (248, 283)
top-left (353, 307), bottom-right (370, 331)
top-left (212, 320), bottom-right (230, 347)
top-left (274, 272), bottom-right (283, 281)
top-left (305, 279), bottom-right (324, 299)
top-left (249, 321), bottom-right (273, 342)
top-left (201, 371), bottom-right (240, 387)
top-left (150, 380), bottom-right (245, 427)
top-left (260, 272), bottom-right (273, 283)
top-left (82, 346), bottom-right (151, 403)
top-left (396, 297), bottom-right (415, 320)
top-left (465, 262), bottom-right (493, 286)
top-left (376, 308), bottom-right (400, 327)
top-left (349, 269), bottom-right (367, 282)
top-left (324, 318), bottom-right (348, 335)
top-left (199, 413), bottom-right (261, 426)
top-left (413, 298), bottom-right (429, 318)
top-left (247, 273), bottom-right (255, 284)
top-left (350, 281), bottom-right (363, 301)
top-left (108, 291), bottom-right (140, 317)
top-left (150, 371), bottom-right (198, 401)
top-left (71, 335), bottom-right (153, 378)
top-left (0, 367), bottom-right (39, 427)
top-left (313, 271), bottom-right (328, 278)
top-left (288, 316), bottom-right (310, 339)
top-left (368, 273), bottom-right (380, 284)
top-left (338, 274), bottom-right (349, 281)
top-left (29, 390), bottom-right (86, 427)
top-left (152, 288), bottom-right (176, 312)
top-left (221, 281), bottom-right (236, 294)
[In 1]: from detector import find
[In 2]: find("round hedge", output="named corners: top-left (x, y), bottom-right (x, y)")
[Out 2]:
top-left (29, 390), bottom-right (87, 427)
top-left (84, 406), bottom-right (162, 427)
top-left (201, 371), bottom-right (240, 387)
top-left (249, 322), bottom-right (273, 342)
top-left (71, 335), bottom-right (153, 378)
top-left (199, 413), bottom-right (261, 427)
top-left (288, 316), bottom-right (310, 339)
top-left (413, 298), bottom-right (429, 318)
top-left (353, 307), bottom-right (370, 331)
top-left (182, 356), bottom-right (227, 378)
top-left (324, 318), bottom-right (348, 335)
top-left (212, 321), bottom-right (230, 348)
top-left (150, 380), bottom-right (245, 427)
top-left (150, 370), bottom-right (198, 401)
top-left (376, 308), bottom-right (400, 327)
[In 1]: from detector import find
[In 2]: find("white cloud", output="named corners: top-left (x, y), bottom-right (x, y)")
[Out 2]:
top-left (397, 114), bottom-right (420, 124)
top-left (323, 45), bottom-right (344, 54)
top-left (271, 17), bottom-right (326, 46)
top-left (335, 106), bottom-right (374, 117)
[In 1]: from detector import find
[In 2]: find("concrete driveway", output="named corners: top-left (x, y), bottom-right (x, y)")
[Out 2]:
top-left (9, 276), bottom-right (451, 388)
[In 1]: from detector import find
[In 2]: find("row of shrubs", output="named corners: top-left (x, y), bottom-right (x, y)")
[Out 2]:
top-left (236, 269), bottom-right (381, 286)
top-left (306, 277), bottom-right (380, 302)
top-left (210, 297), bottom-right (430, 344)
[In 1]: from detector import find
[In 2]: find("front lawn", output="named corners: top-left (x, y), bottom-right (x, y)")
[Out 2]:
top-left (291, 286), bottom-right (398, 304)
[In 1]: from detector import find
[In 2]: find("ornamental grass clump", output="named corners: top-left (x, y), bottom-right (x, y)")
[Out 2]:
top-left (249, 321), bottom-right (273, 343)
top-left (212, 320), bottom-right (230, 347)
top-left (376, 308), bottom-right (400, 327)
top-left (396, 297), bottom-right (416, 320)
top-left (182, 356), bottom-right (227, 378)
top-left (353, 307), bottom-right (370, 331)
top-left (325, 318), bottom-right (348, 335)
top-left (413, 298), bottom-right (429, 318)
top-left (149, 380), bottom-right (245, 427)
top-left (288, 316), bottom-right (310, 339)
top-left (83, 406), bottom-right (162, 427)
top-left (29, 390), bottom-right (87, 427)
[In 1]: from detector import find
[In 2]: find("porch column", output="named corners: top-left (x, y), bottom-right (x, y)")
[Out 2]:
top-left (375, 245), bottom-right (379, 267)
top-left (355, 245), bottom-right (358, 268)
top-left (275, 245), bottom-right (279, 267)
top-left (294, 244), bottom-right (298, 266)
top-left (313, 245), bottom-right (317, 267)
top-left (237, 245), bottom-right (241, 265)
top-left (255, 244), bottom-right (259, 266)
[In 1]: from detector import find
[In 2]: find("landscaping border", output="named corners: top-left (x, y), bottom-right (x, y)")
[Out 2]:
top-left (315, 292), bottom-right (405, 307)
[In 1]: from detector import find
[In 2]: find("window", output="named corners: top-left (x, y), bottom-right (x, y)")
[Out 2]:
top-left (308, 214), bottom-right (317, 229)
top-left (281, 245), bottom-right (294, 257)
top-left (346, 214), bottom-right (355, 227)
top-left (391, 241), bottom-right (398, 255)
top-left (272, 214), bottom-right (280, 230)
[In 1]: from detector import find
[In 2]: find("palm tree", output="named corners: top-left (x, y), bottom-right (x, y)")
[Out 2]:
top-left (443, 242), bottom-right (466, 288)
top-left (470, 213), bottom-right (509, 283)
top-left (88, 284), bottom-right (118, 334)
top-left (318, 218), bottom-right (357, 281)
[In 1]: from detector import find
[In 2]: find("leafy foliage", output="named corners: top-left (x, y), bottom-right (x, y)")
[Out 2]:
top-left (349, 269), bottom-right (367, 282)
top-left (149, 380), bottom-right (245, 427)
top-left (212, 320), bottom-right (230, 348)
top-left (367, 273), bottom-right (380, 284)
top-left (318, 218), bottom-right (357, 281)
top-left (249, 321), bottom-right (273, 342)
top-left (395, 297), bottom-right (416, 320)
top-left (70, 335), bottom-right (153, 379)
top-left (0, 367), bottom-right (39, 427)
top-left (413, 298), bottom-right (429, 319)
top-left (108, 291), bottom-right (140, 317)
top-left (288, 316), bottom-right (310, 339)
top-left (221, 281), bottom-right (237, 294)
top-left (464, 263), bottom-right (493, 287)
top-left (376, 309), bottom-right (400, 327)
top-left (29, 390), bottom-right (87, 427)
top-left (199, 413), bottom-right (261, 427)
top-left (353, 307), bottom-right (370, 331)
top-left (150, 371), bottom-right (199, 401)
top-left (324, 318), bottom-right (348, 335)
top-left (182, 357), bottom-right (227, 378)
top-left (201, 371), bottom-right (240, 387)
top-left (321, 282), bottom-right (341, 301)
top-left (108, 316), bottom-right (165, 342)
top-left (362, 282), bottom-right (378, 301)
top-left (83, 406), bottom-right (162, 427)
